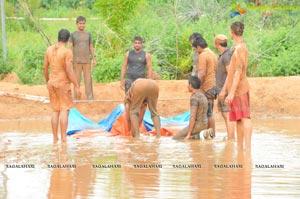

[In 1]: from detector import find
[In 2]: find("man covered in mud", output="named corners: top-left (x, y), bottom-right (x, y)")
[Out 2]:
top-left (43, 29), bottom-right (81, 143)
top-left (173, 76), bottom-right (212, 140)
top-left (124, 78), bottom-right (161, 138)
top-left (192, 37), bottom-right (218, 138)
top-left (219, 21), bottom-right (252, 152)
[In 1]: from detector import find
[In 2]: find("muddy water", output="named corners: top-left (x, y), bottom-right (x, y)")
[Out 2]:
top-left (0, 118), bottom-right (299, 199)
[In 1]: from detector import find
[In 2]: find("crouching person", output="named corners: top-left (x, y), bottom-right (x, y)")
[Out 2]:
top-left (124, 78), bottom-right (161, 138)
top-left (173, 76), bottom-right (212, 140)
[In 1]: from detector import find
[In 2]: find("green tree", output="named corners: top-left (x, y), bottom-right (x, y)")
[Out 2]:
top-left (94, 0), bottom-right (144, 32)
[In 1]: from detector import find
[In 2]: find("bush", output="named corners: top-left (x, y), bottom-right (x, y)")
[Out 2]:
top-left (4, 0), bottom-right (300, 85)
top-left (252, 27), bottom-right (300, 77)
top-left (94, 0), bottom-right (144, 32)
top-left (40, 0), bottom-right (96, 9)
top-left (93, 54), bottom-right (123, 83)
top-left (0, 50), bottom-right (13, 80)
top-left (16, 46), bottom-right (45, 84)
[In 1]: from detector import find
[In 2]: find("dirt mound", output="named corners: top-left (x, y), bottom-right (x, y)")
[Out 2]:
top-left (0, 76), bottom-right (299, 120)
top-left (0, 72), bottom-right (19, 83)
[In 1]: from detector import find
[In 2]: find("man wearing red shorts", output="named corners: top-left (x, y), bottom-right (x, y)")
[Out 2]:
top-left (44, 29), bottom-right (81, 143)
top-left (220, 22), bottom-right (252, 152)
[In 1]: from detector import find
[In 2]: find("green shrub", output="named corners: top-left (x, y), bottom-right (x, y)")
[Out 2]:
top-left (40, 0), bottom-right (96, 9)
top-left (94, 0), bottom-right (145, 32)
top-left (0, 50), bottom-right (13, 80)
top-left (3, 0), bottom-right (300, 85)
top-left (93, 54), bottom-right (123, 83)
top-left (252, 27), bottom-right (300, 77)
top-left (16, 46), bottom-right (45, 84)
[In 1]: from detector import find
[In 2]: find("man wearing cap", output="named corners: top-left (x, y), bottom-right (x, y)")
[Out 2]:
top-left (214, 34), bottom-right (235, 140)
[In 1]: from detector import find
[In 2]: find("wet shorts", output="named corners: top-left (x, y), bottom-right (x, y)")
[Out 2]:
top-left (47, 82), bottom-right (74, 112)
top-left (229, 92), bottom-right (250, 121)
top-left (207, 100), bottom-right (214, 117)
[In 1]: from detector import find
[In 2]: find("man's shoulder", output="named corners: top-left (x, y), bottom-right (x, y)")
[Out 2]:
top-left (46, 45), bottom-right (54, 50)
top-left (199, 48), bottom-right (215, 58)
top-left (70, 31), bottom-right (77, 36)
top-left (45, 45), bottom-right (55, 53)
top-left (223, 48), bottom-right (231, 56)
top-left (220, 48), bottom-right (231, 60)
top-left (192, 90), bottom-right (206, 99)
top-left (129, 50), bottom-right (147, 56)
top-left (61, 46), bottom-right (72, 55)
top-left (234, 43), bottom-right (248, 53)
top-left (71, 31), bottom-right (91, 36)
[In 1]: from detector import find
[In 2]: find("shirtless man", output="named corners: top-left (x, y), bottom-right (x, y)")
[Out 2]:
top-left (43, 29), bottom-right (81, 142)
top-left (219, 22), bottom-right (252, 152)
top-left (124, 78), bottom-right (160, 138)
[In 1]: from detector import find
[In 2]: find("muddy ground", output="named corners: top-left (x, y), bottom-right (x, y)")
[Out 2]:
top-left (0, 73), bottom-right (299, 120)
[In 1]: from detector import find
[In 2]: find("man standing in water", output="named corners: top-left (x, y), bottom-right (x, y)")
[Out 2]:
top-left (69, 16), bottom-right (96, 100)
top-left (43, 29), bottom-right (81, 143)
top-left (220, 22), bottom-right (252, 152)
top-left (173, 76), bottom-right (212, 140)
top-left (124, 78), bottom-right (160, 138)
top-left (192, 37), bottom-right (218, 138)
top-left (120, 36), bottom-right (153, 93)
top-left (214, 34), bottom-right (235, 140)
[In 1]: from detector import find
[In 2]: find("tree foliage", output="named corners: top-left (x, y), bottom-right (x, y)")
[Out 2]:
top-left (40, 0), bottom-right (96, 9)
top-left (94, 0), bottom-right (144, 32)
top-left (1, 0), bottom-right (300, 84)
top-left (0, 49), bottom-right (13, 80)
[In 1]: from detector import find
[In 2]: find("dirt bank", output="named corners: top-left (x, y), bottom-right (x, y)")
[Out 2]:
top-left (1, 75), bottom-right (299, 120)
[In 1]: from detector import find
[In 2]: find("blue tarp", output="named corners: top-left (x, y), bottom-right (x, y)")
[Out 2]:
top-left (67, 104), bottom-right (190, 135)
top-left (97, 104), bottom-right (125, 131)
top-left (67, 108), bottom-right (101, 135)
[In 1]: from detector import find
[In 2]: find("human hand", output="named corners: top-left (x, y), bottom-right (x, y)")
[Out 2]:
top-left (218, 90), bottom-right (225, 101)
top-left (184, 134), bottom-right (191, 140)
top-left (75, 87), bottom-right (82, 100)
top-left (92, 59), bottom-right (97, 67)
top-left (120, 80), bottom-right (125, 90)
top-left (225, 93), bottom-right (234, 105)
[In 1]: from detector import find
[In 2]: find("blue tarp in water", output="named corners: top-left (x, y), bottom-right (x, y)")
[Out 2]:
top-left (67, 104), bottom-right (190, 135)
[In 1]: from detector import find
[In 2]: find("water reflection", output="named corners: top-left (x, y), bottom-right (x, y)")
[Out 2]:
top-left (73, 143), bottom-right (96, 199)
top-left (48, 144), bottom-right (73, 199)
top-left (0, 118), bottom-right (300, 199)
top-left (47, 142), bottom-right (96, 199)
top-left (120, 138), bottom-right (160, 199)
top-left (215, 143), bottom-right (252, 199)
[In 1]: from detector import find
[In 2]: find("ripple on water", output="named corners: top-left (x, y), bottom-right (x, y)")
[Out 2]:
top-left (0, 118), bottom-right (299, 199)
